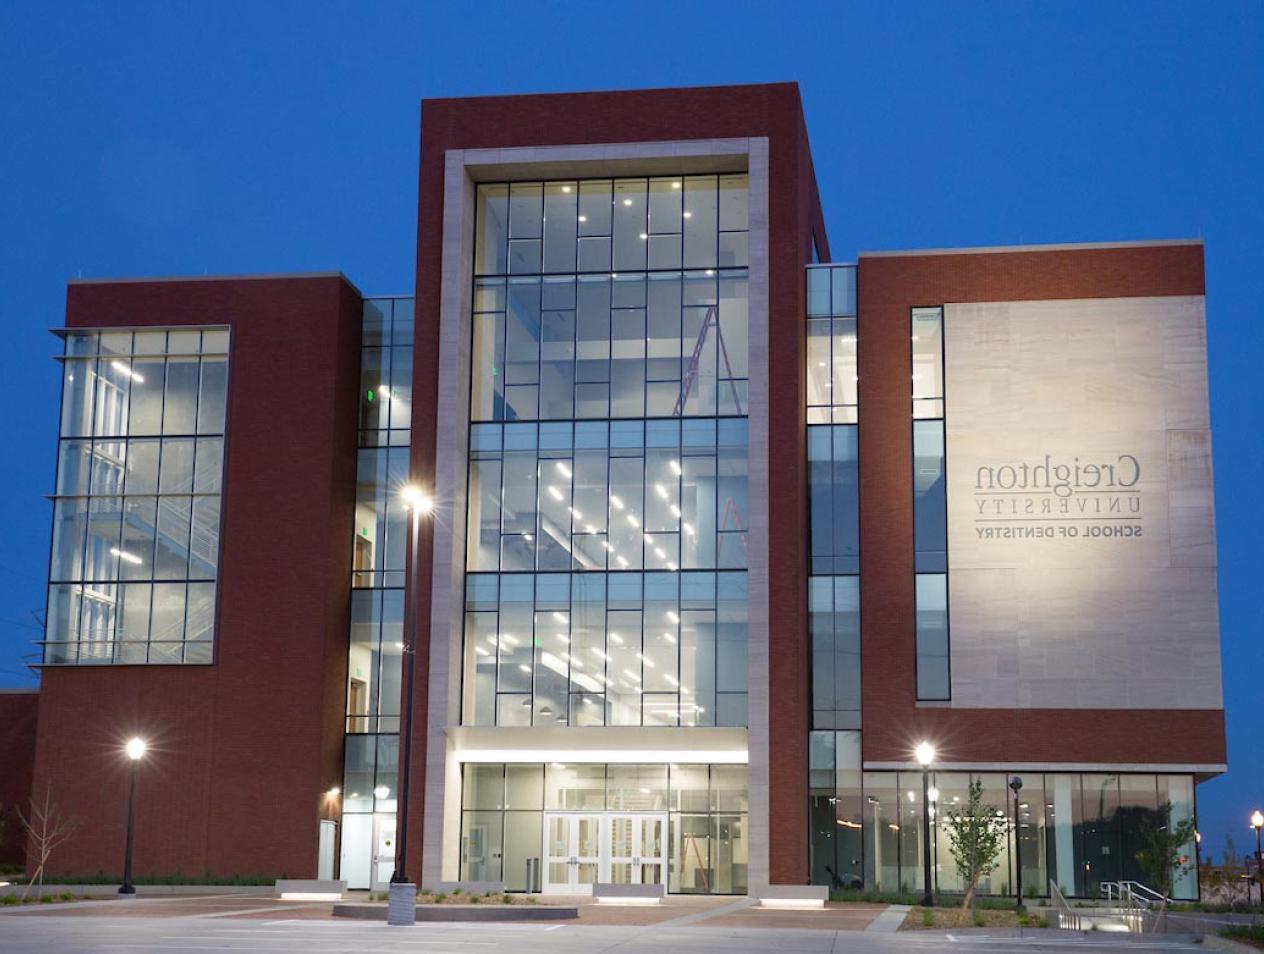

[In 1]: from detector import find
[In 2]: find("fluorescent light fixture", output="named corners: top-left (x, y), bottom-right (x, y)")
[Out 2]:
top-left (555, 461), bottom-right (572, 477)
top-left (663, 632), bottom-right (676, 644)
top-left (671, 181), bottom-right (681, 189)
top-left (548, 485), bottom-right (563, 501)
top-left (610, 494), bottom-right (624, 510)
top-left (111, 547), bottom-right (143, 566)
top-left (609, 632), bottom-right (624, 645)
top-left (669, 505), bottom-right (681, 518)
top-left (622, 198), bottom-right (633, 206)
top-left (683, 211), bottom-right (692, 219)
top-left (626, 514), bottom-right (639, 527)
top-left (552, 611), bottom-right (568, 623)
top-left (669, 460), bottom-right (682, 476)
top-left (578, 215), bottom-right (588, 223)
top-left (654, 483), bottom-right (668, 499)
top-left (667, 611), bottom-right (679, 623)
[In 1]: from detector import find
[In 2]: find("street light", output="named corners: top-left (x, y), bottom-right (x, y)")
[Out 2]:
top-left (119, 738), bottom-right (147, 896)
top-left (391, 483), bottom-right (432, 886)
top-left (1009, 776), bottom-right (1025, 912)
top-left (1251, 811), bottom-right (1263, 906)
top-left (915, 742), bottom-right (935, 908)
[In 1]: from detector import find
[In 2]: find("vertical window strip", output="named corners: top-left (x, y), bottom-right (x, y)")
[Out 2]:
top-left (911, 307), bottom-right (949, 700)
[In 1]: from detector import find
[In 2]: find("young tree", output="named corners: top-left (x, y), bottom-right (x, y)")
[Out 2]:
top-left (943, 778), bottom-right (1007, 917)
top-left (1135, 802), bottom-right (1197, 900)
top-left (16, 784), bottom-right (82, 899)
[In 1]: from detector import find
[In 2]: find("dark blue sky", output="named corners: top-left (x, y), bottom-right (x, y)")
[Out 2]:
top-left (2, 2), bottom-right (1260, 864)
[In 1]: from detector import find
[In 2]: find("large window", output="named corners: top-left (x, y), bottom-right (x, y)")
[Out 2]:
top-left (46, 327), bottom-right (228, 665)
top-left (471, 176), bottom-right (749, 422)
top-left (467, 419), bottom-right (747, 574)
top-left (912, 306), bottom-right (948, 700)
top-left (809, 751), bottom-right (1199, 901)
top-left (809, 577), bottom-right (860, 730)
top-left (808, 425), bottom-right (858, 574)
top-left (462, 570), bottom-right (747, 728)
top-left (463, 175), bottom-right (750, 730)
top-left (806, 265), bottom-right (857, 424)
top-left (459, 762), bottom-right (748, 894)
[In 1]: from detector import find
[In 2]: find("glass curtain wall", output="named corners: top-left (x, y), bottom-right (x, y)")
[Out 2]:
top-left (46, 327), bottom-right (229, 664)
top-left (808, 749), bottom-right (1199, 900)
top-left (806, 265), bottom-right (862, 887)
top-left (340, 298), bottom-right (414, 887)
top-left (912, 306), bottom-right (948, 700)
top-left (463, 174), bottom-right (750, 731)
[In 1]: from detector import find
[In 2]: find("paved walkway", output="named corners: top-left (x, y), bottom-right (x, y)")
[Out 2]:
top-left (0, 892), bottom-right (894, 930)
top-left (865, 903), bottom-right (912, 932)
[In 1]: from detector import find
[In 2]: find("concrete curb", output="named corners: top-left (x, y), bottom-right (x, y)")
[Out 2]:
top-left (333, 902), bottom-right (579, 921)
top-left (4, 884), bottom-right (270, 898)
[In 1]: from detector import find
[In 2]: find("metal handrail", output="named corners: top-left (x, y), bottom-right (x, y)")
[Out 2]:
top-left (1049, 880), bottom-right (1088, 930)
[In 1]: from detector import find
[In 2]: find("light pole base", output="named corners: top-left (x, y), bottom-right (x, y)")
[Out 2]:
top-left (387, 882), bottom-right (417, 926)
top-left (920, 893), bottom-right (933, 908)
top-left (118, 884), bottom-right (136, 896)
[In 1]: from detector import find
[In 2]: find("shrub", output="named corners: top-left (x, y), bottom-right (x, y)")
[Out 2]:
top-left (39, 895), bottom-right (54, 904)
top-left (60, 892), bottom-right (74, 902)
top-left (1, 895), bottom-right (19, 905)
top-left (973, 910), bottom-right (986, 927)
top-left (921, 908), bottom-right (935, 927)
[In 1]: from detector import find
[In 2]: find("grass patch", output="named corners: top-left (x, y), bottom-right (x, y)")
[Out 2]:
top-left (902, 906), bottom-right (1049, 931)
top-left (1219, 925), bottom-right (1264, 949)
top-left (831, 888), bottom-right (1034, 911)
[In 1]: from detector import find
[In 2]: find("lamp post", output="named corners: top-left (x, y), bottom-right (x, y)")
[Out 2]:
top-left (1251, 811), bottom-right (1263, 906)
top-left (915, 742), bottom-right (935, 908)
top-left (1009, 776), bottom-right (1024, 912)
top-left (927, 785), bottom-right (940, 896)
top-left (119, 737), bottom-right (146, 896)
top-left (391, 485), bottom-right (432, 886)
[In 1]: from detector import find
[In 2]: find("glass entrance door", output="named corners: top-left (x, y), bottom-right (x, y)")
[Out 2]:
top-left (543, 813), bottom-right (601, 893)
top-left (608, 814), bottom-right (667, 886)
top-left (370, 815), bottom-right (396, 892)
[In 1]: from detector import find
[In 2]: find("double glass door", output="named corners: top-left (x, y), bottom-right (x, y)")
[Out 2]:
top-left (543, 813), bottom-right (667, 893)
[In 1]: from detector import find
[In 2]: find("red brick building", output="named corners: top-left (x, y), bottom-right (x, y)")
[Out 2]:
top-left (3, 84), bottom-right (1222, 899)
